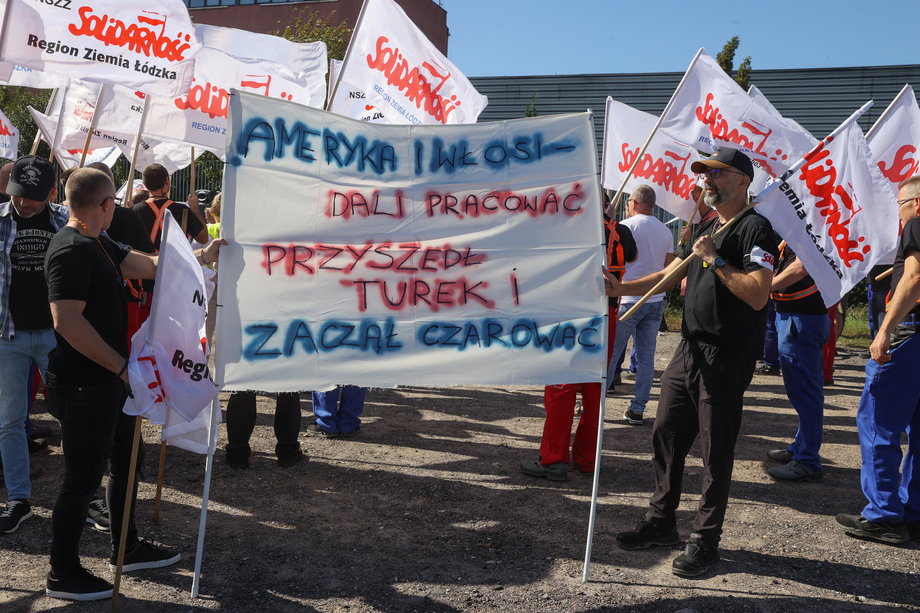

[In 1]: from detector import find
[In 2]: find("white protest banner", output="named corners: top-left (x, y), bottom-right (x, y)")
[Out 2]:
top-left (327, 59), bottom-right (387, 123)
top-left (866, 84), bottom-right (920, 196)
top-left (330, 0), bottom-right (487, 125)
top-left (0, 0), bottom-right (199, 97)
top-left (755, 118), bottom-right (899, 307)
top-left (0, 62), bottom-right (69, 88)
top-left (28, 105), bottom-right (121, 168)
top-left (660, 52), bottom-right (816, 187)
top-left (601, 98), bottom-right (699, 221)
top-left (124, 210), bottom-right (217, 429)
top-left (143, 24), bottom-right (327, 155)
top-left (217, 90), bottom-right (605, 390)
top-left (0, 107), bottom-right (19, 159)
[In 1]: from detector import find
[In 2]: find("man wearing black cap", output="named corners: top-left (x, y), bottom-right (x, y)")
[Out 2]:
top-left (0, 155), bottom-right (67, 535)
top-left (605, 147), bottom-right (779, 576)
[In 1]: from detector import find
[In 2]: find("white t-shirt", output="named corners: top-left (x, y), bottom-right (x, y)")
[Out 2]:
top-left (620, 213), bottom-right (675, 305)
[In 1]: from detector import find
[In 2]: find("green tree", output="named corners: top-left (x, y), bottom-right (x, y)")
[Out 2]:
top-left (716, 35), bottom-right (752, 90)
top-left (524, 93), bottom-right (539, 118)
top-left (0, 86), bottom-right (51, 161)
top-left (279, 9), bottom-right (353, 61)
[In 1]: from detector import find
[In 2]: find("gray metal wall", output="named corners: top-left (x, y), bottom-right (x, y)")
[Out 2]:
top-left (470, 64), bottom-right (920, 170)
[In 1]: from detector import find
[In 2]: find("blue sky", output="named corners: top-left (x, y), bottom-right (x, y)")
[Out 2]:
top-left (440, 0), bottom-right (917, 77)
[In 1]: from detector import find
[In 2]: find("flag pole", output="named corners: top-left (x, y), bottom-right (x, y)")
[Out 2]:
top-left (865, 83), bottom-right (911, 142)
top-left (191, 394), bottom-right (220, 599)
top-left (30, 88), bottom-right (59, 156)
top-left (325, 0), bottom-right (371, 111)
top-left (124, 96), bottom-right (151, 204)
top-left (79, 86), bottom-right (105, 168)
top-left (618, 101), bottom-right (875, 323)
top-left (607, 48), bottom-right (704, 218)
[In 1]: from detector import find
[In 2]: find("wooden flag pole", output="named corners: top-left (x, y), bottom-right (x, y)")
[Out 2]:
top-left (78, 87), bottom-right (105, 168)
top-left (124, 96), bottom-right (151, 204)
top-left (874, 267), bottom-right (894, 282)
top-left (109, 416), bottom-right (144, 612)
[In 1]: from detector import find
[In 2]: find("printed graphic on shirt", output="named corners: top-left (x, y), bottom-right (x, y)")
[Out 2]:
top-left (11, 227), bottom-right (54, 273)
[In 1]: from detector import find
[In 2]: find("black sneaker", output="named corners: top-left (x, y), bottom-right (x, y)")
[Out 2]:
top-left (756, 363), bottom-right (781, 376)
top-left (305, 423), bottom-right (339, 439)
top-left (767, 460), bottom-right (822, 482)
top-left (766, 448), bottom-right (793, 463)
top-left (615, 519), bottom-right (679, 550)
top-left (224, 448), bottom-right (250, 469)
top-left (111, 539), bottom-right (181, 572)
top-left (277, 449), bottom-right (305, 468)
top-left (624, 409), bottom-right (644, 426)
top-left (672, 533), bottom-right (719, 577)
top-left (46, 567), bottom-right (113, 601)
top-left (519, 458), bottom-right (568, 482)
top-left (835, 513), bottom-right (908, 545)
top-left (86, 496), bottom-right (110, 533)
top-left (0, 499), bottom-right (32, 534)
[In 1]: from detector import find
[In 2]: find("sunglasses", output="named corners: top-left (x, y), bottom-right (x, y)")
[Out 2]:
top-left (699, 167), bottom-right (746, 179)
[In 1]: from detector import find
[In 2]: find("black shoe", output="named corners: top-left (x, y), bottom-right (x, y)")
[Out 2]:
top-left (624, 409), bottom-right (644, 426)
top-left (29, 437), bottom-right (50, 455)
top-left (612, 373), bottom-right (623, 386)
top-left (337, 426), bottom-right (361, 438)
top-left (46, 567), bottom-right (113, 601)
top-left (615, 519), bottom-right (679, 550)
top-left (305, 423), bottom-right (339, 439)
top-left (909, 522), bottom-right (920, 542)
top-left (111, 539), bottom-right (181, 572)
top-left (519, 458), bottom-right (568, 482)
top-left (0, 499), bottom-right (32, 534)
top-left (672, 533), bottom-right (719, 577)
top-left (835, 513), bottom-right (908, 545)
top-left (86, 496), bottom-right (110, 533)
top-left (766, 448), bottom-right (793, 463)
top-left (756, 363), bottom-right (781, 376)
top-left (224, 448), bottom-right (250, 469)
top-left (277, 449), bottom-right (305, 468)
top-left (767, 460), bottom-right (822, 482)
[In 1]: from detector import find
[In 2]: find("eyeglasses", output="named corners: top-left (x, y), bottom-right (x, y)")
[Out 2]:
top-left (699, 168), bottom-right (745, 179)
top-left (897, 196), bottom-right (917, 206)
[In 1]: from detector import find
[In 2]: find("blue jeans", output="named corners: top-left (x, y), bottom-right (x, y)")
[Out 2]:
top-left (857, 333), bottom-right (920, 523)
top-left (0, 328), bottom-right (55, 501)
top-left (312, 386), bottom-right (365, 435)
top-left (606, 300), bottom-right (666, 414)
top-left (777, 311), bottom-right (830, 470)
top-left (762, 300), bottom-right (780, 368)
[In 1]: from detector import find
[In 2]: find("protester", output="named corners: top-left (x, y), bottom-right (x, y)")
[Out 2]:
top-left (606, 147), bottom-right (778, 577)
top-left (520, 210), bottom-right (636, 481)
top-left (836, 175), bottom-right (920, 545)
top-left (0, 156), bottom-right (66, 535)
top-left (131, 164), bottom-right (208, 250)
top-left (606, 185), bottom-right (674, 426)
top-left (308, 386), bottom-right (366, 438)
top-left (766, 242), bottom-right (830, 482)
top-left (225, 392), bottom-right (304, 468)
top-left (43, 167), bottom-right (223, 600)
top-left (206, 192), bottom-right (221, 240)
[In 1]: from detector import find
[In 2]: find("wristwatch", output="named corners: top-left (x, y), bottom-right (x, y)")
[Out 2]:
top-left (703, 256), bottom-right (726, 270)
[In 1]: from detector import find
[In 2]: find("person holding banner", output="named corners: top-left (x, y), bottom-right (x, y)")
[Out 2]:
top-left (836, 175), bottom-right (920, 546)
top-left (132, 164), bottom-right (208, 251)
top-left (765, 244), bottom-right (829, 482)
top-left (43, 168), bottom-right (222, 601)
top-left (0, 156), bottom-right (66, 535)
top-left (520, 215), bottom-right (636, 481)
top-left (606, 148), bottom-right (778, 577)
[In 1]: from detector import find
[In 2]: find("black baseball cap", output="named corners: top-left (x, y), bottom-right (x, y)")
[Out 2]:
top-left (691, 147), bottom-right (754, 181)
top-left (6, 155), bottom-right (55, 201)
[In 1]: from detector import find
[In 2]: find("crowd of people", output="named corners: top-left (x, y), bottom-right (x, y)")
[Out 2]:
top-left (0, 145), bottom-right (917, 599)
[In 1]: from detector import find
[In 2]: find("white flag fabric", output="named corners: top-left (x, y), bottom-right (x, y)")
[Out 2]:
top-left (866, 84), bottom-right (920, 197)
top-left (217, 90), bottom-right (605, 390)
top-left (0, 107), bottom-right (19, 159)
top-left (327, 59), bottom-right (388, 124)
top-left (0, 62), bottom-right (68, 88)
top-left (0, 0), bottom-right (199, 97)
top-left (143, 24), bottom-right (327, 155)
top-left (123, 210), bottom-right (217, 430)
top-left (755, 119), bottom-right (900, 307)
top-left (601, 98), bottom-right (700, 221)
top-left (660, 52), bottom-right (816, 188)
top-left (330, 0), bottom-right (487, 125)
top-left (47, 82), bottom-right (193, 173)
top-left (27, 105), bottom-right (120, 168)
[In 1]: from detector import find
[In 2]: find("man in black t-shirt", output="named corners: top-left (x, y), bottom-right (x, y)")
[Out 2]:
top-left (0, 156), bottom-right (67, 536)
top-left (836, 174), bottom-right (920, 546)
top-left (43, 168), bottom-right (222, 601)
top-left (764, 244), bottom-right (830, 482)
top-left (605, 148), bottom-right (778, 577)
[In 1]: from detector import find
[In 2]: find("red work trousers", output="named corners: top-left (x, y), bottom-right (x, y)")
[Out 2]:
top-left (539, 307), bottom-right (617, 473)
